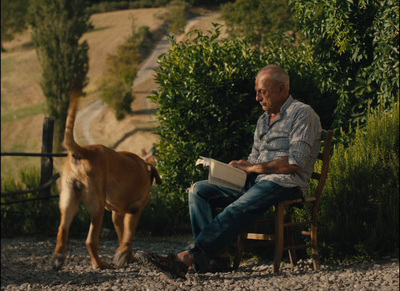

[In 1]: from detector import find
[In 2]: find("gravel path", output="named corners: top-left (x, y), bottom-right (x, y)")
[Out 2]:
top-left (1, 236), bottom-right (398, 290)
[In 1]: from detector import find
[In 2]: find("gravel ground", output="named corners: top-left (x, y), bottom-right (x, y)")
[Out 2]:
top-left (1, 236), bottom-right (398, 290)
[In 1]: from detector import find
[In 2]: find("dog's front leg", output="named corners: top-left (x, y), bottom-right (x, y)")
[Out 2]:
top-left (86, 209), bottom-right (111, 269)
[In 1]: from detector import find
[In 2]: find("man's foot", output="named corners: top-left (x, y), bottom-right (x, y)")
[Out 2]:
top-left (188, 256), bottom-right (233, 273)
top-left (136, 251), bottom-right (188, 279)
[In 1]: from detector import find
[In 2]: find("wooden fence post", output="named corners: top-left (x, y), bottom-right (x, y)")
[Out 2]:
top-left (39, 117), bottom-right (55, 207)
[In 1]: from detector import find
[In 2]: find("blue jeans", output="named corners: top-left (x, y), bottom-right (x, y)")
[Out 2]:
top-left (187, 177), bottom-right (299, 270)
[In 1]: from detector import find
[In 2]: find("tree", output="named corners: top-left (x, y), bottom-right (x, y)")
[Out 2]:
top-left (221, 0), bottom-right (296, 49)
top-left (1, 0), bottom-right (29, 51)
top-left (290, 0), bottom-right (399, 129)
top-left (28, 0), bottom-right (92, 150)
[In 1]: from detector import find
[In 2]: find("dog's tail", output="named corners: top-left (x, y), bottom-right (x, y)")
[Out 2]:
top-left (64, 85), bottom-right (86, 158)
top-left (149, 163), bottom-right (162, 185)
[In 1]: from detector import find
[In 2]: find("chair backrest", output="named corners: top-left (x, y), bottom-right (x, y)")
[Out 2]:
top-left (310, 129), bottom-right (334, 205)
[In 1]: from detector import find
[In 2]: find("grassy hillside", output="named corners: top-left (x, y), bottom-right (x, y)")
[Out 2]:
top-left (1, 7), bottom-right (225, 180)
top-left (1, 8), bottom-right (168, 179)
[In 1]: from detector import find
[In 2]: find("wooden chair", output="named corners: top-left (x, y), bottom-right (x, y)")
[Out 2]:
top-left (233, 129), bottom-right (334, 273)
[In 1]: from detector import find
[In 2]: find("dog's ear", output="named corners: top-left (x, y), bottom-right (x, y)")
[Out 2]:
top-left (147, 163), bottom-right (162, 185)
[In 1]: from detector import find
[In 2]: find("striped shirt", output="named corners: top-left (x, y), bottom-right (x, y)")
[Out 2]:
top-left (248, 96), bottom-right (322, 196)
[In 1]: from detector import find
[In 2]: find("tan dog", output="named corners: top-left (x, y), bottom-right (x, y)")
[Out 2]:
top-left (51, 88), bottom-right (162, 270)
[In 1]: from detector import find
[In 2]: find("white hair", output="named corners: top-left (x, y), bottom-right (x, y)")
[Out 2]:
top-left (257, 65), bottom-right (290, 90)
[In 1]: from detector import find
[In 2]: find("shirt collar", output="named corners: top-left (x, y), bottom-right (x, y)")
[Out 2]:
top-left (265, 95), bottom-right (293, 118)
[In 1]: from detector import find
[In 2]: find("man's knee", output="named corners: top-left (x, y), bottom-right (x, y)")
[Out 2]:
top-left (188, 182), bottom-right (200, 202)
top-left (188, 180), bottom-right (208, 202)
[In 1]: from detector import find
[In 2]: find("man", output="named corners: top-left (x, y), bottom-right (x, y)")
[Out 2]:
top-left (137, 64), bottom-right (322, 279)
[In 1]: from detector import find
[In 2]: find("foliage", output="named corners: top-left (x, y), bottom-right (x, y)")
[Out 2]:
top-left (1, 0), bottom-right (29, 51)
top-left (101, 19), bottom-right (155, 119)
top-left (86, 0), bottom-right (169, 14)
top-left (167, 0), bottom-right (192, 35)
top-left (322, 102), bottom-right (399, 258)
top-left (139, 187), bottom-right (192, 235)
top-left (221, 0), bottom-right (296, 49)
top-left (295, 103), bottom-right (399, 260)
top-left (28, 0), bottom-right (92, 150)
top-left (290, 0), bottom-right (399, 130)
top-left (1, 168), bottom-right (60, 237)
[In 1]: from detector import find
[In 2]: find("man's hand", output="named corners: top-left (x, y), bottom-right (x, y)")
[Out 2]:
top-left (229, 160), bottom-right (254, 174)
top-left (229, 157), bottom-right (301, 175)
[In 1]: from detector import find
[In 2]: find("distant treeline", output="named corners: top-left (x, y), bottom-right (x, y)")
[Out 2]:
top-left (87, 0), bottom-right (231, 8)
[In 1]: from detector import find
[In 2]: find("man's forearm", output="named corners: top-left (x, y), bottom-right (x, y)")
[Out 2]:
top-left (229, 157), bottom-right (301, 174)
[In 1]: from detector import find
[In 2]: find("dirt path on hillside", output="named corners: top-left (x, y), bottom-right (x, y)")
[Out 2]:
top-left (74, 35), bottom-right (171, 147)
top-left (73, 14), bottom-right (224, 157)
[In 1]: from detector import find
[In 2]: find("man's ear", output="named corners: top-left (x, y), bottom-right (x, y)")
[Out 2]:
top-left (279, 82), bottom-right (286, 94)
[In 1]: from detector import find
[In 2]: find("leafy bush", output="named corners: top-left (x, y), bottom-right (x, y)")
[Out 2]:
top-left (306, 102), bottom-right (399, 260)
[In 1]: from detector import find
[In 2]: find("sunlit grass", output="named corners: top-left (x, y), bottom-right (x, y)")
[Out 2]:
top-left (1, 103), bottom-right (45, 123)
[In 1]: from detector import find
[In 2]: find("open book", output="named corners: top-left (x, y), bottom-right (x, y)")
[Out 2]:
top-left (196, 156), bottom-right (247, 191)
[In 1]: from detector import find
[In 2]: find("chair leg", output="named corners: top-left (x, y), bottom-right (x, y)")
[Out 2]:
top-left (284, 208), bottom-right (297, 267)
top-left (273, 203), bottom-right (285, 273)
top-left (310, 223), bottom-right (320, 271)
top-left (233, 233), bottom-right (246, 270)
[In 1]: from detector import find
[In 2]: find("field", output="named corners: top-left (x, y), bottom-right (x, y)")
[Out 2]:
top-left (1, 7), bottom-right (226, 180)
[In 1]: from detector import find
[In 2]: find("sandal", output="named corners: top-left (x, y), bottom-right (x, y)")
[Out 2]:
top-left (136, 251), bottom-right (188, 279)
top-left (206, 256), bottom-right (233, 273)
top-left (188, 256), bottom-right (233, 274)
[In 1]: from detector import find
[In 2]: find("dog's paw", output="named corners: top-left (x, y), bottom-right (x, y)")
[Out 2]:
top-left (113, 250), bottom-right (136, 267)
top-left (51, 253), bottom-right (65, 271)
top-left (93, 259), bottom-right (112, 269)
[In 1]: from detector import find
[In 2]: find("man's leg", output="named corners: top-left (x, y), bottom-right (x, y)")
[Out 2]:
top-left (188, 180), bottom-right (242, 239)
top-left (188, 181), bottom-right (299, 269)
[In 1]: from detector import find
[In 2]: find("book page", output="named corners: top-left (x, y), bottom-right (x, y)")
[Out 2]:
top-left (196, 156), bottom-right (247, 190)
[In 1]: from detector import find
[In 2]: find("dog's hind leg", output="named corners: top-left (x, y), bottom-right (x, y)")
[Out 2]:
top-left (52, 190), bottom-right (81, 270)
top-left (113, 207), bottom-right (144, 267)
top-left (85, 204), bottom-right (111, 269)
